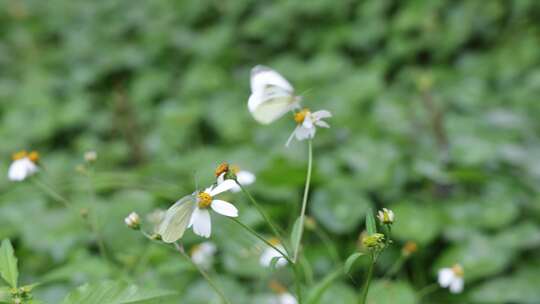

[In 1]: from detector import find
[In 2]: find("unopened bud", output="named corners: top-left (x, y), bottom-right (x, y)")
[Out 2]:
top-left (362, 233), bottom-right (385, 251)
top-left (215, 162), bottom-right (229, 177)
top-left (151, 233), bottom-right (162, 241)
top-left (304, 216), bottom-right (317, 230)
top-left (124, 212), bottom-right (140, 230)
top-left (402, 241), bottom-right (418, 256)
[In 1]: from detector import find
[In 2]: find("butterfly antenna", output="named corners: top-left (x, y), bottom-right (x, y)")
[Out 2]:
top-left (193, 170), bottom-right (199, 192)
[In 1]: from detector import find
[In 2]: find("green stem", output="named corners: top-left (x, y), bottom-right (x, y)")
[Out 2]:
top-left (359, 253), bottom-right (376, 304)
top-left (84, 168), bottom-right (110, 264)
top-left (230, 218), bottom-right (292, 264)
top-left (417, 283), bottom-right (439, 299)
top-left (237, 182), bottom-right (284, 243)
top-left (31, 177), bottom-right (72, 209)
top-left (293, 263), bottom-right (304, 304)
top-left (293, 139), bottom-right (313, 263)
top-left (383, 255), bottom-right (405, 279)
top-left (174, 242), bottom-right (232, 304)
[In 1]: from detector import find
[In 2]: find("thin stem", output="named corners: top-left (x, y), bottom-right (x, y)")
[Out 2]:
top-left (174, 242), bottom-right (232, 304)
top-left (359, 253), bottom-right (376, 304)
top-left (293, 139), bottom-right (313, 263)
top-left (237, 182), bottom-right (284, 242)
top-left (32, 176), bottom-right (114, 266)
top-left (383, 255), bottom-right (405, 279)
top-left (230, 218), bottom-right (292, 264)
top-left (417, 283), bottom-right (439, 299)
top-left (83, 167), bottom-right (110, 263)
top-left (293, 263), bottom-right (304, 304)
top-left (31, 177), bottom-right (72, 209)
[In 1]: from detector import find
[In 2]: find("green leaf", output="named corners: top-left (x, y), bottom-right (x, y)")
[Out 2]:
top-left (61, 281), bottom-right (176, 304)
top-left (365, 208), bottom-right (377, 235)
top-left (344, 252), bottom-right (365, 274)
top-left (392, 202), bottom-right (442, 245)
top-left (0, 239), bottom-right (18, 288)
top-left (290, 216), bottom-right (302, 258)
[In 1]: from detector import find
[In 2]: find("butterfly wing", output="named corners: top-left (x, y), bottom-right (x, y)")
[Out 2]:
top-left (250, 65), bottom-right (293, 93)
top-left (158, 194), bottom-right (197, 243)
top-left (249, 66), bottom-right (298, 124)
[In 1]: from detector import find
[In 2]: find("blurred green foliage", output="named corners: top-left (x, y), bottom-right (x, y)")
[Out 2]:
top-left (1, 0), bottom-right (540, 303)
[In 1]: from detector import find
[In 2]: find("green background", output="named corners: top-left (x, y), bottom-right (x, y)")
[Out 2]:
top-left (1, 0), bottom-right (540, 303)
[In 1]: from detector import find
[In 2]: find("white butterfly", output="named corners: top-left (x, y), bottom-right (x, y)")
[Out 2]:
top-left (157, 193), bottom-right (197, 243)
top-left (248, 65), bottom-right (300, 124)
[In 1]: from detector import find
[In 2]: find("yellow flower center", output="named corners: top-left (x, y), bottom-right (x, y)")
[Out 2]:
top-left (294, 108), bottom-right (310, 124)
top-left (268, 237), bottom-right (281, 246)
top-left (215, 162), bottom-right (229, 177)
top-left (12, 150), bottom-right (28, 160)
top-left (230, 165), bottom-right (240, 174)
top-left (28, 151), bottom-right (39, 163)
top-left (269, 280), bottom-right (287, 294)
top-left (197, 192), bottom-right (213, 208)
top-left (452, 264), bottom-right (464, 277)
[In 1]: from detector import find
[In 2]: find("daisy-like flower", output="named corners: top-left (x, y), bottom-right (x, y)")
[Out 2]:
top-left (269, 281), bottom-right (297, 304)
top-left (377, 208), bottom-right (395, 225)
top-left (259, 238), bottom-right (288, 268)
top-left (188, 180), bottom-right (239, 238)
top-left (215, 163), bottom-right (256, 193)
top-left (8, 151), bottom-right (39, 182)
top-left (286, 108), bottom-right (332, 147)
top-left (191, 242), bottom-right (217, 269)
top-left (438, 264), bottom-right (465, 294)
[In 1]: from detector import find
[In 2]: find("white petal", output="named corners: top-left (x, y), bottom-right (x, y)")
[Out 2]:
top-left (302, 116), bottom-right (314, 129)
top-left (191, 208), bottom-right (211, 238)
top-left (315, 120), bottom-right (330, 128)
top-left (285, 128), bottom-right (298, 147)
top-left (449, 278), bottom-right (464, 294)
top-left (312, 110), bottom-right (332, 119)
top-left (209, 179), bottom-right (237, 196)
top-left (295, 126), bottom-right (315, 140)
top-left (230, 184), bottom-right (242, 193)
top-left (237, 171), bottom-right (256, 185)
top-left (216, 173), bottom-right (226, 184)
top-left (438, 268), bottom-right (454, 288)
top-left (8, 159), bottom-right (37, 182)
top-left (279, 293), bottom-right (298, 304)
top-left (211, 200), bottom-right (238, 217)
top-left (259, 246), bottom-right (287, 268)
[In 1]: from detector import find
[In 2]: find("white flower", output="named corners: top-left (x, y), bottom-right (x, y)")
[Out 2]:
top-left (286, 109), bottom-right (332, 146)
top-left (271, 293), bottom-right (297, 304)
top-left (124, 212), bottom-right (140, 229)
top-left (438, 264), bottom-right (464, 294)
top-left (260, 238), bottom-right (288, 268)
top-left (217, 168), bottom-right (256, 193)
top-left (188, 180), bottom-right (239, 238)
top-left (8, 151), bottom-right (39, 182)
top-left (191, 242), bottom-right (217, 269)
top-left (377, 208), bottom-right (395, 224)
top-left (84, 151), bottom-right (97, 162)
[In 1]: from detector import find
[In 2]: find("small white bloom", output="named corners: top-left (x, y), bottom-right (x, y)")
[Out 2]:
top-left (260, 239), bottom-right (288, 268)
top-left (191, 242), bottom-right (217, 269)
top-left (438, 264), bottom-right (464, 294)
top-left (377, 208), bottom-right (395, 224)
top-left (188, 180), bottom-right (239, 238)
top-left (84, 150), bottom-right (97, 162)
top-left (286, 109), bottom-right (332, 147)
top-left (8, 151), bottom-right (39, 182)
top-left (270, 292), bottom-right (297, 304)
top-left (124, 212), bottom-right (140, 229)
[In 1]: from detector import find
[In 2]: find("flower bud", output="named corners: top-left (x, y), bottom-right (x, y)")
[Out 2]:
top-left (402, 241), bottom-right (418, 257)
top-left (124, 212), bottom-right (140, 230)
top-left (84, 151), bottom-right (97, 162)
top-left (215, 162), bottom-right (229, 177)
top-left (151, 233), bottom-right (162, 241)
top-left (304, 216), bottom-right (317, 230)
top-left (362, 233), bottom-right (385, 251)
top-left (377, 208), bottom-right (395, 225)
